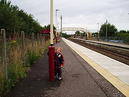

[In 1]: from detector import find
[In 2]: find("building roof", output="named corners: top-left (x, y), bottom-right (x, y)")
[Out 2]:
top-left (40, 29), bottom-right (50, 34)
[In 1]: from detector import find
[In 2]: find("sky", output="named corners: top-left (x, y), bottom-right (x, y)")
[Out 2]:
top-left (10, 0), bottom-right (129, 33)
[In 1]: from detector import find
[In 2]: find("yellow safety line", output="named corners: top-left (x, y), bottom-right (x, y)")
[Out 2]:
top-left (64, 39), bottom-right (129, 97)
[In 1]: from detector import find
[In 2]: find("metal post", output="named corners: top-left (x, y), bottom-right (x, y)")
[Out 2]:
top-left (49, 0), bottom-right (55, 81)
top-left (48, 46), bottom-right (55, 81)
top-left (21, 31), bottom-right (25, 49)
top-left (32, 33), bottom-right (34, 48)
top-left (56, 9), bottom-right (60, 31)
top-left (106, 20), bottom-right (108, 41)
top-left (50, 0), bottom-right (54, 45)
top-left (97, 23), bottom-right (99, 40)
top-left (21, 31), bottom-right (25, 65)
top-left (1, 29), bottom-right (8, 79)
top-left (55, 9), bottom-right (57, 29)
top-left (60, 15), bottom-right (62, 37)
top-left (85, 28), bottom-right (87, 40)
top-left (55, 9), bottom-right (59, 43)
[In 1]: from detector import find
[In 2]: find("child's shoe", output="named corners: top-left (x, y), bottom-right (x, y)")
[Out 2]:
top-left (58, 77), bottom-right (62, 80)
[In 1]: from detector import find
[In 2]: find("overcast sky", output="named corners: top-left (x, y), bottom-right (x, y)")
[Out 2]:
top-left (11, 0), bottom-right (129, 33)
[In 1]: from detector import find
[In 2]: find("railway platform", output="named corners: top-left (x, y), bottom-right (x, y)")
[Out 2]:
top-left (75, 38), bottom-right (129, 49)
top-left (63, 38), bottom-right (129, 97)
top-left (7, 38), bottom-right (127, 97)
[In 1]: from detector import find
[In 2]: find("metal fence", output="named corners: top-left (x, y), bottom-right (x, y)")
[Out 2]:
top-left (0, 29), bottom-right (48, 81)
top-left (91, 36), bottom-right (129, 44)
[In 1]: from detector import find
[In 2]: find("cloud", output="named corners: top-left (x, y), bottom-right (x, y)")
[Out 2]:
top-left (11, 0), bottom-right (129, 32)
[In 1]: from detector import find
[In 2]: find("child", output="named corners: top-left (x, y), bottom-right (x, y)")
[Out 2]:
top-left (54, 47), bottom-right (64, 80)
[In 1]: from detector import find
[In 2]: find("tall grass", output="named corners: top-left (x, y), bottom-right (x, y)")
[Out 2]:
top-left (0, 36), bottom-right (50, 96)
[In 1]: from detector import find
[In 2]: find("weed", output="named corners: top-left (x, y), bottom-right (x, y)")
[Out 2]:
top-left (0, 39), bottom-right (50, 96)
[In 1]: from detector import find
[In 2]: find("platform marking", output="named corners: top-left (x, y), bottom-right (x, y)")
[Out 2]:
top-left (63, 38), bottom-right (129, 97)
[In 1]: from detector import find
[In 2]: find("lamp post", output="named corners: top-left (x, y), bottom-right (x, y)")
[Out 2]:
top-left (56, 9), bottom-right (60, 30)
top-left (49, 0), bottom-right (55, 81)
top-left (60, 15), bottom-right (62, 37)
top-left (55, 9), bottom-right (62, 37)
top-left (50, 0), bottom-right (54, 45)
top-left (97, 23), bottom-right (99, 40)
top-left (55, 9), bottom-right (60, 42)
top-left (85, 27), bottom-right (87, 40)
top-left (105, 19), bottom-right (108, 41)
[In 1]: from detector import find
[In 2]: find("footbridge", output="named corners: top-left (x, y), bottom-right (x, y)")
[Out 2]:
top-left (62, 27), bottom-right (92, 39)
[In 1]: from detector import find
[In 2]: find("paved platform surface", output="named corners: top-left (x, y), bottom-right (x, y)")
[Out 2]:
top-left (76, 38), bottom-right (129, 49)
top-left (7, 40), bottom-right (125, 97)
top-left (63, 38), bottom-right (129, 97)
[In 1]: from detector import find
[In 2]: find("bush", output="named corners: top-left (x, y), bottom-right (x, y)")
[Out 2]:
top-left (0, 63), bottom-right (27, 96)
top-left (25, 51), bottom-right (40, 66)
top-left (116, 33), bottom-right (129, 44)
top-left (0, 40), bottom-right (50, 96)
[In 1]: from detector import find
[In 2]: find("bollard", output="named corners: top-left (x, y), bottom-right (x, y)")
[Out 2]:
top-left (48, 46), bottom-right (55, 81)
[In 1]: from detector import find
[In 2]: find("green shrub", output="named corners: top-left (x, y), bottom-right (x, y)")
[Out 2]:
top-left (25, 51), bottom-right (40, 66)
top-left (116, 33), bottom-right (129, 44)
top-left (0, 63), bottom-right (27, 96)
top-left (0, 40), bottom-right (50, 96)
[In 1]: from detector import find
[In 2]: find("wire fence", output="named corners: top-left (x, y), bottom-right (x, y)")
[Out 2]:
top-left (0, 29), bottom-right (49, 94)
top-left (90, 35), bottom-right (129, 44)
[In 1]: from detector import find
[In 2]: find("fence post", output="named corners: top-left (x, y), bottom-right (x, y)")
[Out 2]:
top-left (21, 31), bottom-right (25, 64)
top-left (21, 31), bottom-right (25, 49)
top-left (1, 29), bottom-right (8, 80)
top-left (32, 33), bottom-right (34, 50)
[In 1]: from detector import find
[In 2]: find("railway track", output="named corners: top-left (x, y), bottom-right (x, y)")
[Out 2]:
top-left (69, 38), bottom-right (129, 66)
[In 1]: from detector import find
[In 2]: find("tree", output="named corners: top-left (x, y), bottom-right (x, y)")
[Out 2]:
top-left (62, 33), bottom-right (71, 38)
top-left (43, 24), bottom-right (56, 31)
top-left (75, 31), bottom-right (81, 36)
top-left (99, 23), bottom-right (117, 37)
top-left (127, 30), bottom-right (129, 33)
top-left (0, 0), bottom-right (43, 35)
top-left (80, 32), bottom-right (85, 36)
top-left (92, 32), bottom-right (98, 37)
top-left (42, 24), bottom-right (56, 38)
top-left (119, 30), bottom-right (127, 33)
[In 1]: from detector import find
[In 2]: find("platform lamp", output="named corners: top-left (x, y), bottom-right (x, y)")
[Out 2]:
top-left (97, 23), bottom-right (100, 40)
top-left (60, 15), bottom-right (62, 37)
top-left (105, 19), bottom-right (108, 41)
top-left (56, 9), bottom-right (60, 30)
top-left (48, 0), bottom-right (55, 81)
top-left (55, 9), bottom-right (60, 42)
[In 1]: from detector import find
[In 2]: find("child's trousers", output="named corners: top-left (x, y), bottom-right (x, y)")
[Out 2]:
top-left (55, 66), bottom-right (62, 78)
